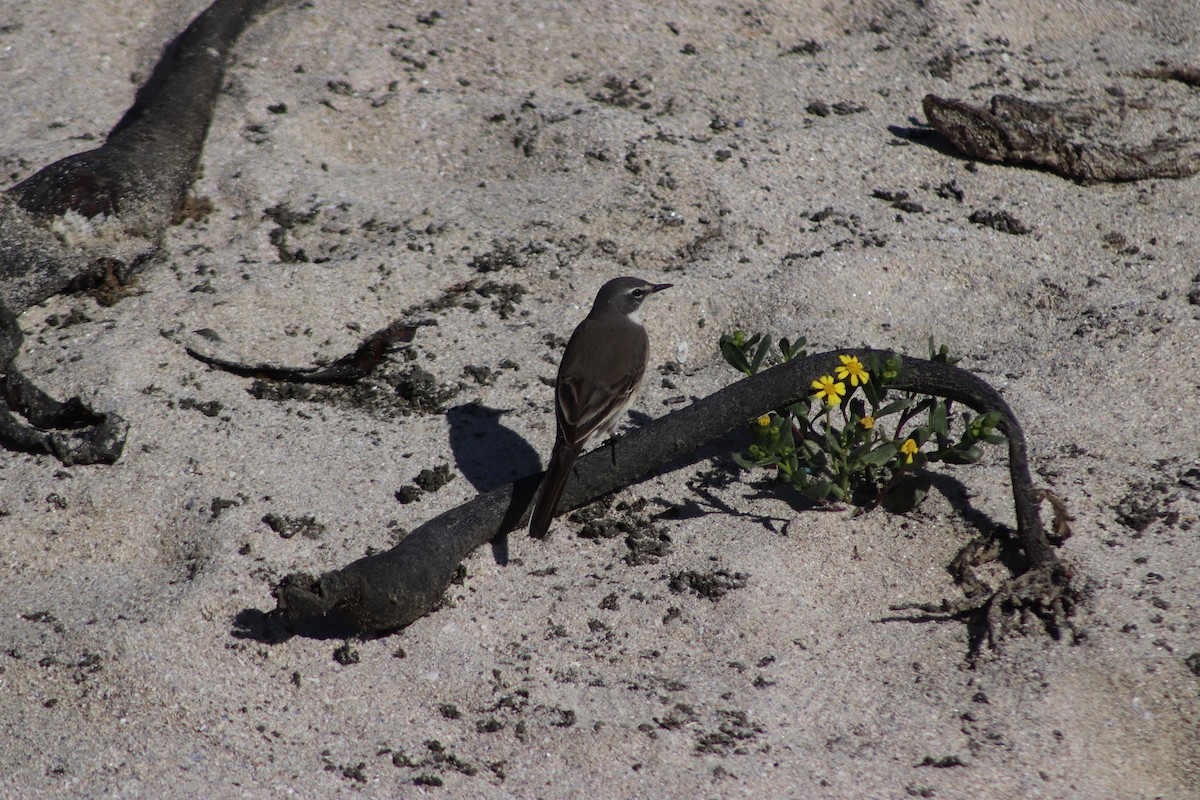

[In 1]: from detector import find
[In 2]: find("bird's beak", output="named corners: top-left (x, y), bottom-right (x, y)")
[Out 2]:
top-left (651, 283), bottom-right (673, 293)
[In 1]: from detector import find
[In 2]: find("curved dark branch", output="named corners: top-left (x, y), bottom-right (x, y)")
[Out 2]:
top-left (272, 349), bottom-right (1073, 645)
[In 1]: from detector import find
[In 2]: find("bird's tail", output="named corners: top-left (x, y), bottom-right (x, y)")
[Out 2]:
top-left (528, 443), bottom-right (583, 539)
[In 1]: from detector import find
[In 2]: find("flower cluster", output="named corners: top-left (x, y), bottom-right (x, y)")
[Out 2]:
top-left (719, 333), bottom-right (1007, 512)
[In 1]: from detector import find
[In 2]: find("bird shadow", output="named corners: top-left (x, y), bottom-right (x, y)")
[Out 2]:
top-left (447, 401), bottom-right (542, 492)
top-left (447, 401), bottom-right (544, 565)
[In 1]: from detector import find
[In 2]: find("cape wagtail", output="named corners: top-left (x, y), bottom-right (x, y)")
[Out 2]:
top-left (528, 276), bottom-right (671, 539)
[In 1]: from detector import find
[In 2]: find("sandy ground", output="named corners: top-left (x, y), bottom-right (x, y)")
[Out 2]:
top-left (1, 0), bottom-right (1198, 797)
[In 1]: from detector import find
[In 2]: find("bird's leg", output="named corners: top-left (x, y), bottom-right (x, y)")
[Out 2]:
top-left (603, 428), bottom-right (629, 465)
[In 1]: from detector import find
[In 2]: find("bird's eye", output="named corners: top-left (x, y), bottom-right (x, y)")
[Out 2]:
top-left (632, 288), bottom-right (645, 298)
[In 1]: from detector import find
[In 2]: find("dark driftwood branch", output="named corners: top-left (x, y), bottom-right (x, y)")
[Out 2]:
top-left (0, 0), bottom-right (284, 463)
top-left (923, 93), bottom-right (1200, 183)
top-left (272, 349), bottom-right (1073, 645)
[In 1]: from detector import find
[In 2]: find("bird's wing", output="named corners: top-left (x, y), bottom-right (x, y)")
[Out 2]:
top-left (556, 366), bottom-right (642, 446)
top-left (553, 313), bottom-right (649, 449)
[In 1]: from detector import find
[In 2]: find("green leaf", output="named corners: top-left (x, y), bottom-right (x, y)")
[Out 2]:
top-left (929, 402), bottom-right (949, 438)
top-left (938, 444), bottom-right (983, 464)
top-left (847, 441), bottom-right (874, 464)
top-left (778, 336), bottom-right (807, 362)
top-left (859, 442), bottom-right (899, 467)
top-left (778, 421), bottom-right (797, 448)
top-left (749, 335), bottom-right (772, 375)
top-left (787, 400), bottom-right (811, 420)
top-left (733, 451), bottom-right (780, 470)
top-left (720, 337), bottom-right (753, 375)
top-left (927, 338), bottom-right (958, 364)
top-left (882, 475), bottom-right (932, 513)
top-left (863, 379), bottom-right (882, 409)
top-left (782, 452), bottom-right (801, 477)
top-left (800, 480), bottom-right (840, 502)
top-left (966, 411), bottom-right (1005, 444)
top-left (731, 452), bottom-right (752, 469)
top-left (874, 397), bottom-right (914, 417)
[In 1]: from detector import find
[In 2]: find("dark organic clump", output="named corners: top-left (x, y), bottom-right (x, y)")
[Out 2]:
top-left (968, 209), bottom-right (1030, 234)
top-left (264, 202), bottom-right (320, 263)
top-left (178, 397), bottom-right (224, 417)
top-left (694, 710), bottom-right (764, 755)
top-left (340, 763), bottom-right (367, 783)
top-left (247, 379), bottom-right (316, 403)
top-left (576, 513), bottom-right (634, 539)
top-left (589, 75), bottom-right (653, 109)
top-left (395, 485), bottom-right (423, 505)
top-left (396, 464), bottom-right (456, 505)
top-left (871, 188), bottom-right (924, 214)
top-left (463, 364), bottom-right (495, 385)
top-left (668, 569), bottom-right (749, 601)
top-left (1114, 480), bottom-right (1178, 534)
top-left (625, 526), bottom-right (672, 565)
top-left (1186, 273), bottom-right (1200, 306)
top-left (333, 643), bottom-right (360, 665)
top-left (782, 40), bottom-right (822, 56)
top-left (572, 499), bottom-right (667, 562)
top-left (262, 512), bottom-right (325, 540)
top-left (395, 364), bottom-right (460, 412)
top-left (414, 465), bottom-right (454, 492)
top-left (468, 242), bottom-right (525, 273)
top-left (472, 281), bottom-right (527, 320)
top-left (654, 703), bottom-right (698, 730)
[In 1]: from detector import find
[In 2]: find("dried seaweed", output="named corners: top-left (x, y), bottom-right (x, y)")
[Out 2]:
top-left (923, 93), bottom-right (1200, 183)
top-left (185, 320), bottom-right (423, 385)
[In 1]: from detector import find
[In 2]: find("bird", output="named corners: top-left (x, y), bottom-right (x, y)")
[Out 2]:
top-left (528, 276), bottom-right (672, 539)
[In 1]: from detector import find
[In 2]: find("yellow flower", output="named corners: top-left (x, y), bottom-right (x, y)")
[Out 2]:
top-left (756, 414), bottom-right (771, 427)
top-left (860, 415), bottom-right (875, 430)
top-left (811, 375), bottom-right (846, 406)
top-left (900, 438), bottom-right (919, 464)
top-left (835, 354), bottom-right (870, 387)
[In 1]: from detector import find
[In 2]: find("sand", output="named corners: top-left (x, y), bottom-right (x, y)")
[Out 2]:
top-left (1, 0), bottom-right (1197, 797)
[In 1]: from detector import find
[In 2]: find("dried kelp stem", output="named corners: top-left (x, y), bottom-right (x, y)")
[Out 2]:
top-left (0, 0), bottom-right (286, 463)
top-left (185, 320), bottom-right (422, 384)
top-left (273, 349), bottom-right (1066, 635)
